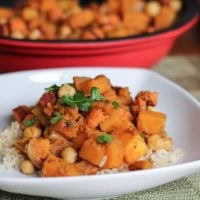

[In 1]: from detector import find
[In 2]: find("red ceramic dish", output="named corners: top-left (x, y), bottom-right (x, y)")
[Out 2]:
top-left (0, 0), bottom-right (199, 72)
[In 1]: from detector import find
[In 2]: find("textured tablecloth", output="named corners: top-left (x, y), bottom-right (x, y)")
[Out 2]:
top-left (0, 56), bottom-right (200, 200)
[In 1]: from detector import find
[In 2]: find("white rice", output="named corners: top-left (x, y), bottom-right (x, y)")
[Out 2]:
top-left (149, 148), bottom-right (184, 168)
top-left (0, 122), bottom-right (24, 170)
top-left (0, 121), bottom-right (184, 173)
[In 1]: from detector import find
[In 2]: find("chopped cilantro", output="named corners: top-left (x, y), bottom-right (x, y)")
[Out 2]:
top-left (24, 119), bottom-right (36, 127)
top-left (98, 133), bottom-right (112, 144)
top-left (50, 112), bottom-right (62, 125)
top-left (45, 84), bottom-right (60, 92)
top-left (112, 101), bottom-right (120, 109)
top-left (91, 87), bottom-right (104, 101)
top-left (60, 87), bottom-right (104, 112)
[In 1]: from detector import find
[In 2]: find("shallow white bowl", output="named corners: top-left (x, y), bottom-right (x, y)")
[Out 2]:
top-left (0, 68), bottom-right (200, 200)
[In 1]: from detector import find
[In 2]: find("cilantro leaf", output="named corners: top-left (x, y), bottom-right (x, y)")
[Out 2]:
top-left (60, 95), bottom-right (77, 108)
top-left (91, 87), bottom-right (104, 101)
top-left (77, 98), bottom-right (92, 112)
top-left (24, 118), bottom-right (36, 127)
top-left (45, 84), bottom-right (60, 92)
top-left (98, 133), bottom-right (112, 144)
top-left (60, 87), bottom-right (104, 112)
top-left (50, 112), bottom-right (62, 125)
top-left (112, 101), bottom-right (120, 109)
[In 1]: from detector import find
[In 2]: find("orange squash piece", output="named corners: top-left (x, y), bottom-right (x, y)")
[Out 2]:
top-left (81, 75), bottom-right (112, 95)
top-left (129, 160), bottom-right (153, 171)
top-left (103, 137), bottom-right (124, 169)
top-left (41, 155), bottom-right (83, 177)
top-left (123, 134), bottom-right (148, 164)
top-left (137, 110), bottom-right (166, 135)
top-left (79, 137), bottom-right (106, 166)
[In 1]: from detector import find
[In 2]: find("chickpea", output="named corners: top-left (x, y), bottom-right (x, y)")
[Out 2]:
top-left (28, 29), bottom-right (41, 40)
top-left (61, 147), bottom-right (77, 164)
top-left (23, 127), bottom-right (42, 139)
top-left (20, 160), bottom-right (35, 175)
top-left (169, 0), bottom-right (182, 12)
top-left (58, 84), bottom-right (76, 98)
top-left (145, 1), bottom-right (161, 17)
top-left (11, 30), bottom-right (25, 39)
top-left (59, 25), bottom-right (72, 39)
top-left (147, 134), bottom-right (172, 151)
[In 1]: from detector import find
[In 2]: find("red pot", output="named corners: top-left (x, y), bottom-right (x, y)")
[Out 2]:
top-left (0, 0), bottom-right (199, 72)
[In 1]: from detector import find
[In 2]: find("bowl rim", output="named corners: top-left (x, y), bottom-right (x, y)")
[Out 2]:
top-left (0, 0), bottom-right (199, 47)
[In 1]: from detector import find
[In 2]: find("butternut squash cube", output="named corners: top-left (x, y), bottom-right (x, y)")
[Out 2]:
top-left (124, 134), bottom-right (148, 164)
top-left (137, 110), bottom-right (166, 135)
top-left (103, 137), bottom-right (124, 169)
top-left (79, 137), bottom-right (106, 166)
top-left (81, 75), bottom-right (111, 94)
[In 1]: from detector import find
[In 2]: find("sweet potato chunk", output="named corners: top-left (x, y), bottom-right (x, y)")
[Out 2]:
top-left (41, 155), bottom-right (83, 177)
top-left (48, 131), bottom-right (72, 156)
top-left (79, 137), bottom-right (106, 166)
top-left (71, 131), bottom-right (88, 150)
top-left (50, 119), bottom-right (79, 139)
top-left (86, 109), bottom-right (105, 129)
top-left (124, 12), bottom-right (150, 32)
top-left (137, 110), bottom-right (166, 135)
top-left (100, 108), bottom-right (133, 133)
top-left (129, 160), bottom-right (153, 171)
top-left (155, 7), bottom-right (176, 30)
top-left (124, 134), bottom-right (148, 164)
top-left (0, 7), bottom-right (13, 19)
top-left (81, 75), bottom-right (112, 95)
top-left (73, 76), bottom-right (91, 91)
top-left (103, 137), bottom-right (124, 169)
top-left (26, 138), bottom-right (51, 169)
top-left (67, 9), bottom-right (95, 29)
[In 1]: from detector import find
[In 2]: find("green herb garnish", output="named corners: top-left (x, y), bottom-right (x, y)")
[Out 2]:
top-left (24, 119), bottom-right (36, 127)
top-left (91, 87), bottom-right (104, 101)
top-left (112, 101), bottom-right (120, 109)
top-left (98, 133), bottom-right (112, 144)
top-left (50, 112), bottom-right (62, 125)
top-left (60, 87), bottom-right (104, 112)
top-left (45, 84), bottom-right (60, 92)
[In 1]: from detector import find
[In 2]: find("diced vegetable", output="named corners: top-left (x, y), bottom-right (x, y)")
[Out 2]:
top-left (79, 137), bottom-right (106, 166)
top-left (137, 110), bottom-right (166, 135)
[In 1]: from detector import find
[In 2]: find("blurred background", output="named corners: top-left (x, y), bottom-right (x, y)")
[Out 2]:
top-left (0, 0), bottom-right (199, 55)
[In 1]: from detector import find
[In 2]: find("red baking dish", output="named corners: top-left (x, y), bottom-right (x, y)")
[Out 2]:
top-left (0, 0), bottom-right (199, 72)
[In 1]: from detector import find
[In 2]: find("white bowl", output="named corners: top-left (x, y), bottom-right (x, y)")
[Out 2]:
top-left (0, 68), bottom-right (200, 200)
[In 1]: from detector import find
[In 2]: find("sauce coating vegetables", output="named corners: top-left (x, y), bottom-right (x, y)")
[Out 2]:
top-left (13, 74), bottom-right (173, 177)
top-left (0, 0), bottom-right (182, 40)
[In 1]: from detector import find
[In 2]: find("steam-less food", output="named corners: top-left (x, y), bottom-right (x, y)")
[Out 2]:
top-left (0, 75), bottom-right (183, 177)
top-left (0, 0), bottom-right (182, 40)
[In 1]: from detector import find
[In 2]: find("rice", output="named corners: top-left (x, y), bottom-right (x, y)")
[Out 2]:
top-left (150, 148), bottom-right (184, 168)
top-left (0, 121), bottom-right (24, 170)
top-left (0, 121), bottom-right (184, 174)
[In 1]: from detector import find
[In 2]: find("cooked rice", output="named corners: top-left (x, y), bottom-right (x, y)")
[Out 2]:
top-left (150, 148), bottom-right (184, 168)
top-left (0, 121), bottom-right (184, 173)
top-left (0, 121), bottom-right (24, 170)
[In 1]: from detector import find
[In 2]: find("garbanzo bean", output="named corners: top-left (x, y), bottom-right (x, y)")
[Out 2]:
top-left (145, 1), bottom-right (161, 17)
top-left (61, 147), bottom-right (77, 164)
top-left (20, 160), bottom-right (35, 175)
top-left (23, 126), bottom-right (42, 139)
top-left (58, 84), bottom-right (76, 98)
